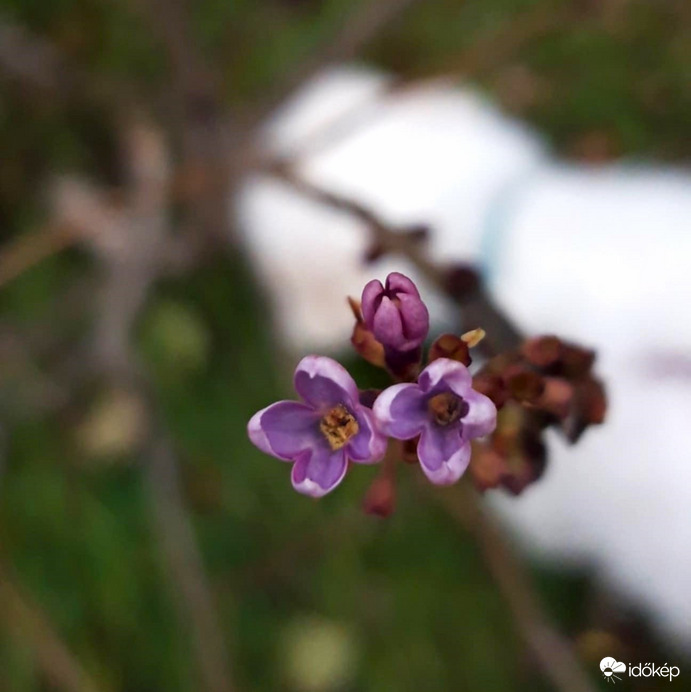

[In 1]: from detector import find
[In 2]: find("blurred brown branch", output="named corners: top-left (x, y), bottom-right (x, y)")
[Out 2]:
top-left (432, 483), bottom-right (596, 692)
top-left (0, 560), bottom-right (104, 692)
top-left (85, 120), bottom-right (235, 692)
top-left (0, 17), bottom-right (132, 108)
top-left (266, 162), bottom-right (523, 355)
top-left (0, 223), bottom-right (79, 289)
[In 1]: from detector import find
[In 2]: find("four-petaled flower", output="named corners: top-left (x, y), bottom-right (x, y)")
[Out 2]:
top-left (248, 356), bottom-right (387, 497)
top-left (373, 358), bottom-right (496, 485)
top-left (361, 272), bottom-right (429, 352)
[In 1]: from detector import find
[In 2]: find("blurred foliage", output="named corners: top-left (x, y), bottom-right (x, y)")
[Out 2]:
top-left (0, 0), bottom-right (689, 690)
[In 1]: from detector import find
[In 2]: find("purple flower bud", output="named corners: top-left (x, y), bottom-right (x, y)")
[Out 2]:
top-left (361, 272), bottom-right (430, 352)
top-left (248, 356), bottom-right (387, 497)
top-left (373, 358), bottom-right (496, 485)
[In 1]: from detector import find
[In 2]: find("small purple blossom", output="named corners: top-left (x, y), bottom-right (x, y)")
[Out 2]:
top-left (373, 358), bottom-right (496, 485)
top-left (361, 272), bottom-right (429, 352)
top-left (248, 356), bottom-right (387, 497)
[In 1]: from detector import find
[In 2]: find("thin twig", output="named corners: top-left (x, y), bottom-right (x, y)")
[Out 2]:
top-left (0, 224), bottom-right (79, 289)
top-left (145, 421), bottom-right (234, 692)
top-left (135, 0), bottom-right (235, 248)
top-left (88, 120), bottom-right (234, 692)
top-left (0, 17), bottom-right (132, 107)
top-left (0, 559), bottom-right (104, 692)
top-left (431, 483), bottom-right (596, 692)
top-left (268, 163), bottom-right (523, 354)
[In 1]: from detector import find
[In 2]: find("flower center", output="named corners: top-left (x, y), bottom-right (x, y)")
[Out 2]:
top-left (427, 392), bottom-right (466, 426)
top-left (320, 404), bottom-right (359, 450)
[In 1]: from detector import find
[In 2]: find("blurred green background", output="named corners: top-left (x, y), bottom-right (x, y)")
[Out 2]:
top-left (0, 1), bottom-right (689, 690)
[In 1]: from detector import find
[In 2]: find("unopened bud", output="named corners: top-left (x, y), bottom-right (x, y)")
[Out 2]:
top-left (361, 272), bottom-right (429, 352)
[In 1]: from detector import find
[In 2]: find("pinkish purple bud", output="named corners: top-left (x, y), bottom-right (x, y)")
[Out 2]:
top-left (361, 272), bottom-right (429, 352)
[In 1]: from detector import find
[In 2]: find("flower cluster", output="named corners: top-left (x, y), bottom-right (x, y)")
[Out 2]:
top-left (247, 272), bottom-right (607, 505)
top-left (248, 272), bottom-right (496, 498)
top-left (469, 335), bottom-right (606, 494)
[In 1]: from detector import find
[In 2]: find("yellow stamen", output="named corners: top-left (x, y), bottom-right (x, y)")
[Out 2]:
top-left (428, 392), bottom-right (463, 426)
top-left (320, 404), bottom-right (359, 450)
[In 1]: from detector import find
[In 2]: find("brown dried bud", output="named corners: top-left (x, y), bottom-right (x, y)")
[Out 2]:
top-left (428, 333), bottom-right (471, 366)
top-left (521, 335), bottom-right (562, 368)
top-left (501, 433), bottom-right (547, 495)
top-left (483, 352), bottom-right (522, 376)
top-left (363, 473), bottom-right (396, 518)
top-left (559, 343), bottom-right (596, 378)
top-left (348, 296), bottom-right (386, 368)
top-left (351, 320), bottom-right (386, 368)
top-left (536, 377), bottom-right (574, 419)
top-left (579, 378), bottom-right (607, 425)
top-left (472, 373), bottom-right (509, 409)
top-left (469, 443), bottom-right (510, 492)
top-left (562, 377), bottom-right (607, 442)
top-left (506, 370), bottom-right (546, 404)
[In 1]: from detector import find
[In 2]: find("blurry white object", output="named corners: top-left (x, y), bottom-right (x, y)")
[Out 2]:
top-left (238, 67), bottom-right (691, 650)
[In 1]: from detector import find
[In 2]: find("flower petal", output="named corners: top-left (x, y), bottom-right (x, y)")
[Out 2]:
top-left (418, 358), bottom-right (472, 395)
top-left (248, 401), bottom-right (319, 460)
top-left (361, 278), bottom-right (384, 325)
top-left (417, 425), bottom-right (471, 485)
top-left (397, 292), bottom-right (429, 343)
top-left (371, 296), bottom-right (404, 347)
top-left (386, 271), bottom-right (420, 297)
top-left (290, 448), bottom-right (348, 497)
top-left (461, 389), bottom-right (497, 439)
top-left (348, 406), bottom-right (387, 464)
top-left (373, 383), bottom-right (427, 439)
top-left (294, 355), bottom-right (359, 409)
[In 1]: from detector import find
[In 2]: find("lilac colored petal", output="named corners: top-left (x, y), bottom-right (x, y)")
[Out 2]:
top-left (386, 271), bottom-right (420, 297)
top-left (397, 292), bottom-right (429, 342)
top-left (417, 425), bottom-right (471, 485)
top-left (348, 406), bottom-right (387, 464)
top-left (373, 383), bottom-right (427, 439)
top-left (418, 358), bottom-right (472, 395)
top-left (371, 296), bottom-right (404, 347)
top-left (248, 401), bottom-right (319, 461)
top-left (461, 389), bottom-right (497, 439)
top-left (291, 447), bottom-right (348, 498)
top-left (361, 279), bottom-right (384, 325)
top-left (294, 355), bottom-right (359, 409)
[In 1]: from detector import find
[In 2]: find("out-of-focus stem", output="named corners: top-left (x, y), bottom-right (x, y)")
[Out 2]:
top-left (432, 483), bottom-right (596, 692)
top-left (0, 560), bottom-right (104, 692)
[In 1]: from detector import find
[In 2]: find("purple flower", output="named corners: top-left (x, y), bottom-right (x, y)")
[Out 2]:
top-left (373, 358), bottom-right (496, 485)
top-left (361, 272), bottom-right (429, 352)
top-left (248, 356), bottom-right (387, 497)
